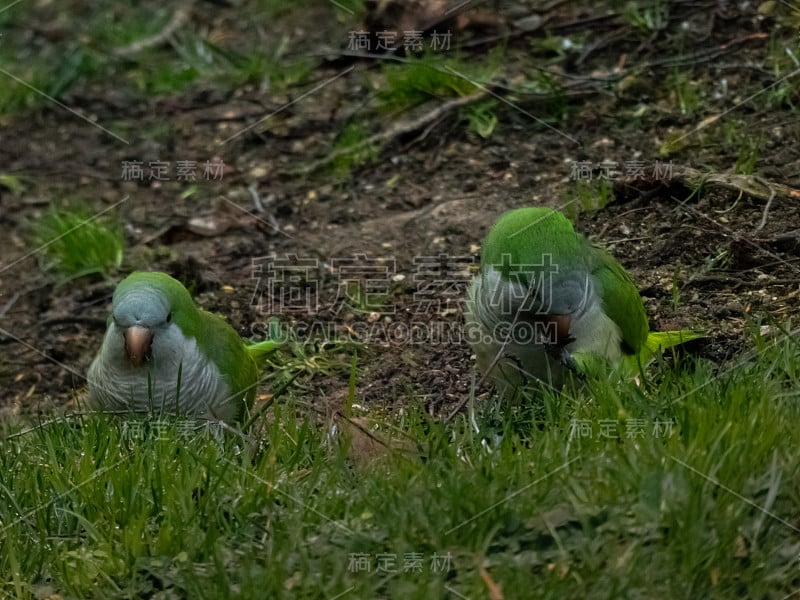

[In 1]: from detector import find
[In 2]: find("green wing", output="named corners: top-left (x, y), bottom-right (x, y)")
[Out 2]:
top-left (590, 247), bottom-right (649, 356)
top-left (197, 310), bottom-right (260, 418)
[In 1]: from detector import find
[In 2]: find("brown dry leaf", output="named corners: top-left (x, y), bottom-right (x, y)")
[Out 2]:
top-left (479, 563), bottom-right (504, 600)
top-left (283, 571), bottom-right (302, 590)
top-left (186, 215), bottom-right (233, 237)
top-left (334, 414), bottom-right (418, 470)
top-left (547, 562), bottom-right (569, 578)
top-left (364, 0), bottom-right (504, 46)
top-left (734, 533), bottom-right (749, 558)
top-left (155, 214), bottom-right (235, 244)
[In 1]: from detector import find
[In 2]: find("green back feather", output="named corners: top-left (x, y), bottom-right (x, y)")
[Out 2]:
top-left (589, 249), bottom-right (649, 355)
top-left (481, 207), bottom-right (584, 287)
top-left (481, 207), bottom-right (649, 354)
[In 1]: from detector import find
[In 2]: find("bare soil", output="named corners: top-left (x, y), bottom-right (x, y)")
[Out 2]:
top-left (1, 1), bottom-right (798, 419)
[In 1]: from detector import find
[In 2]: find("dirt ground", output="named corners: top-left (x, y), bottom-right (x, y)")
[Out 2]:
top-left (1, 1), bottom-right (798, 419)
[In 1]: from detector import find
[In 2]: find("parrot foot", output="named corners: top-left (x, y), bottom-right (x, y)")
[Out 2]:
top-left (554, 347), bottom-right (585, 381)
top-left (505, 353), bottom-right (531, 387)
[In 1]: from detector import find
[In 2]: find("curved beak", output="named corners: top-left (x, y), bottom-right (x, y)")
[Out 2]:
top-left (124, 325), bottom-right (153, 367)
top-left (549, 313), bottom-right (572, 347)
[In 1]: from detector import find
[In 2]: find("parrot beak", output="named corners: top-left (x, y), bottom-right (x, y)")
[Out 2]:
top-left (124, 325), bottom-right (153, 367)
top-left (549, 314), bottom-right (572, 346)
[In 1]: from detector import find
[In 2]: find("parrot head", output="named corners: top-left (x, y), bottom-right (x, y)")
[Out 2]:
top-left (104, 272), bottom-right (198, 370)
top-left (88, 271), bottom-right (271, 422)
top-left (475, 207), bottom-right (590, 342)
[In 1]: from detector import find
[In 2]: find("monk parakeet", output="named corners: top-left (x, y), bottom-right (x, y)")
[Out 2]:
top-left (87, 272), bottom-right (279, 422)
top-left (465, 207), bottom-right (701, 395)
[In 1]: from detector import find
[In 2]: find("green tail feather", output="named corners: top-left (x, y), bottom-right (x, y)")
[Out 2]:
top-left (644, 330), bottom-right (704, 354)
top-left (630, 329), bottom-right (705, 372)
top-left (246, 317), bottom-right (285, 366)
top-left (247, 340), bottom-right (281, 364)
top-left (620, 329), bottom-right (704, 375)
top-left (560, 329), bottom-right (704, 382)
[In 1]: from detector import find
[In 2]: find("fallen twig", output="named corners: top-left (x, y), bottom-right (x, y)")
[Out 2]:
top-left (679, 201), bottom-right (800, 275)
top-left (113, 3), bottom-right (193, 58)
top-left (672, 165), bottom-right (800, 202)
top-left (0, 292), bottom-right (20, 318)
top-left (300, 90), bottom-right (487, 173)
top-left (674, 167), bottom-right (799, 233)
top-left (621, 165), bottom-right (800, 232)
top-left (754, 178), bottom-right (776, 233)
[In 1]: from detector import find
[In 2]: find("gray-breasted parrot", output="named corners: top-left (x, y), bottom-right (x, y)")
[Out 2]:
top-left (88, 272), bottom-right (278, 422)
top-left (465, 207), bottom-right (701, 395)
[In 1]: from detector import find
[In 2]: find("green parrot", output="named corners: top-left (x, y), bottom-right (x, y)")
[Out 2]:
top-left (87, 272), bottom-right (279, 422)
top-left (465, 207), bottom-right (702, 395)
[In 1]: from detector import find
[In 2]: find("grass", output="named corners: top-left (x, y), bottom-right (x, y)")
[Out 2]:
top-left (262, 322), bottom-right (361, 391)
top-left (667, 69), bottom-right (702, 117)
top-left (1, 325), bottom-right (799, 598)
top-left (462, 99), bottom-right (499, 139)
top-left (734, 134), bottom-right (762, 175)
top-left (620, 0), bottom-right (669, 37)
top-left (324, 51), bottom-right (505, 173)
top-left (509, 68), bottom-right (571, 124)
top-left (327, 122), bottom-right (384, 177)
top-left (377, 51), bottom-right (502, 114)
top-left (765, 29), bottom-right (800, 109)
top-left (31, 203), bottom-right (124, 282)
top-left (0, 0), bottom-right (315, 116)
top-left (0, 174), bottom-right (26, 194)
top-left (128, 32), bottom-right (313, 95)
top-left (331, 0), bottom-right (366, 22)
top-left (718, 120), bottom-right (763, 175)
top-left (562, 179), bottom-right (615, 220)
top-left (325, 50), bottom-right (504, 173)
top-left (4, 1), bottom-right (800, 596)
